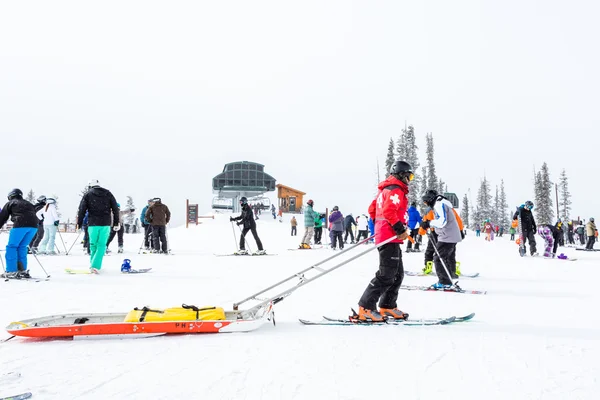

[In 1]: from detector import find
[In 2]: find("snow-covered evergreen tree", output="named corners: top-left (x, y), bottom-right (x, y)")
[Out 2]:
top-left (52, 194), bottom-right (61, 218)
top-left (438, 178), bottom-right (445, 196)
top-left (499, 179), bottom-right (509, 229)
top-left (534, 162), bottom-right (554, 224)
top-left (25, 189), bottom-right (36, 204)
top-left (461, 194), bottom-right (470, 229)
top-left (385, 138), bottom-right (395, 176)
top-left (80, 186), bottom-right (89, 198)
top-left (125, 196), bottom-right (136, 226)
top-left (419, 166), bottom-right (428, 213)
top-left (491, 185), bottom-right (499, 225)
top-left (558, 169), bottom-right (571, 222)
top-left (473, 177), bottom-right (492, 228)
top-left (396, 124), bottom-right (420, 204)
top-left (425, 133), bottom-right (438, 191)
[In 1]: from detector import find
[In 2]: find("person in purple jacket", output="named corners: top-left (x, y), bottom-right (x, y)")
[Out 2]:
top-left (328, 206), bottom-right (344, 250)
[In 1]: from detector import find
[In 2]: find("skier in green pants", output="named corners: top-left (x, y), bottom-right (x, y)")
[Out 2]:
top-left (76, 179), bottom-right (120, 274)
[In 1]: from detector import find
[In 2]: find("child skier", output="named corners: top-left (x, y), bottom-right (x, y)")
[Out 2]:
top-left (513, 201), bottom-right (538, 256)
top-left (230, 197), bottom-right (266, 255)
top-left (36, 198), bottom-right (60, 255)
top-left (537, 224), bottom-right (562, 258)
top-left (328, 206), bottom-right (344, 250)
top-left (406, 202), bottom-right (421, 252)
top-left (357, 160), bottom-right (412, 322)
top-left (0, 189), bottom-right (39, 278)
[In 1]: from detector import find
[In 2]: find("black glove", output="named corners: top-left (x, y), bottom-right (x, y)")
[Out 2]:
top-left (421, 220), bottom-right (430, 230)
top-left (130, 208), bottom-right (135, 212)
top-left (460, 230), bottom-right (465, 240)
top-left (230, 217), bottom-right (234, 222)
top-left (54, 220), bottom-right (60, 227)
top-left (391, 221), bottom-right (406, 235)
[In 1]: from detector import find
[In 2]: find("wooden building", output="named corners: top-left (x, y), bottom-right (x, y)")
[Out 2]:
top-left (276, 184), bottom-right (306, 213)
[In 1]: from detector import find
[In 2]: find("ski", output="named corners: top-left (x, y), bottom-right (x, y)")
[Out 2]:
top-left (301, 313), bottom-right (475, 326)
top-left (122, 268), bottom-right (152, 274)
top-left (0, 393), bottom-right (31, 400)
top-left (517, 207), bottom-right (526, 257)
top-left (2, 274), bottom-right (49, 282)
top-left (405, 271), bottom-right (480, 278)
top-left (0, 372), bottom-right (21, 383)
top-left (400, 285), bottom-right (487, 295)
top-left (576, 248), bottom-right (600, 252)
top-left (214, 253), bottom-right (277, 257)
top-left (65, 269), bottom-right (95, 274)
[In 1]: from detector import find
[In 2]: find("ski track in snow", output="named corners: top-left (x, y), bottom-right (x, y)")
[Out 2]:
top-left (1, 214), bottom-right (600, 399)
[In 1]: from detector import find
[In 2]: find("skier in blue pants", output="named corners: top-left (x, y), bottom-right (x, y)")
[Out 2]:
top-left (0, 189), bottom-right (40, 278)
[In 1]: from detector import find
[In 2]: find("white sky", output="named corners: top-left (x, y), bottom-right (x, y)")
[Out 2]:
top-left (1, 1), bottom-right (598, 225)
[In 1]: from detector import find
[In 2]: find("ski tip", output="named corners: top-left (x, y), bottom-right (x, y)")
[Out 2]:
top-left (458, 312), bottom-right (476, 321)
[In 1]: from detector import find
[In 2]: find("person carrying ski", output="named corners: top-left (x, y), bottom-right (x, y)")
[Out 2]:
top-left (290, 216), bottom-right (297, 236)
top-left (420, 189), bottom-right (463, 288)
top-left (314, 213), bottom-right (324, 245)
top-left (406, 202), bottom-right (421, 252)
top-left (328, 206), bottom-right (344, 250)
top-left (537, 223), bottom-right (562, 258)
top-left (30, 195), bottom-right (47, 254)
top-left (513, 201), bottom-right (538, 256)
top-left (343, 213), bottom-right (356, 244)
top-left (0, 189), bottom-right (39, 278)
top-left (230, 197), bottom-right (265, 255)
top-left (300, 199), bottom-right (319, 249)
top-left (586, 218), bottom-right (597, 250)
top-left (36, 197), bottom-right (60, 255)
top-left (357, 160), bottom-right (412, 322)
top-left (140, 199), bottom-right (154, 251)
top-left (356, 214), bottom-right (369, 243)
top-left (145, 197), bottom-right (171, 254)
top-left (77, 180), bottom-right (120, 273)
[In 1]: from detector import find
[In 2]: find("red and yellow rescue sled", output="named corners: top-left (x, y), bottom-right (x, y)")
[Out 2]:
top-left (6, 303), bottom-right (273, 339)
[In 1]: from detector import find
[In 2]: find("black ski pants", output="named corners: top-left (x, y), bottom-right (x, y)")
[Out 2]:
top-left (579, 233), bottom-right (586, 245)
top-left (359, 242), bottom-right (404, 310)
top-left (291, 226), bottom-right (297, 236)
top-left (406, 228), bottom-right (420, 251)
top-left (314, 227), bottom-right (323, 244)
top-left (567, 232), bottom-right (574, 244)
top-left (143, 224), bottom-right (153, 248)
top-left (344, 227), bottom-right (355, 243)
top-left (522, 229), bottom-right (537, 254)
top-left (83, 225), bottom-right (90, 252)
top-left (586, 235), bottom-right (596, 250)
top-left (240, 226), bottom-right (263, 251)
top-left (433, 241), bottom-right (457, 285)
top-left (107, 224), bottom-right (124, 247)
top-left (331, 230), bottom-right (343, 249)
top-left (31, 224), bottom-right (44, 248)
top-left (356, 230), bottom-right (369, 243)
top-left (424, 231), bottom-right (438, 266)
top-left (152, 225), bottom-right (168, 252)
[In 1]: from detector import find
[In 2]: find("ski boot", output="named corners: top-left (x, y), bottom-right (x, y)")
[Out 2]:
top-left (531, 252), bottom-right (539, 257)
top-left (455, 261), bottom-right (461, 276)
top-left (17, 270), bottom-right (31, 279)
top-left (118, 246), bottom-right (124, 254)
top-left (380, 308), bottom-right (409, 320)
top-left (299, 243), bottom-right (311, 249)
top-left (121, 259), bottom-right (132, 273)
top-left (254, 250), bottom-right (267, 255)
top-left (235, 250), bottom-right (249, 255)
top-left (355, 307), bottom-right (384, 322)
top-left (106, 248), bottom-right (112, 254)
top-left (422, 261), bottom-right (433, 275)
top-left (431, 282), bottom-right (453, 290)
top-left (1, 272), bottom-right (20, 279)
top-left (89, 268), bottom-right (99, 274)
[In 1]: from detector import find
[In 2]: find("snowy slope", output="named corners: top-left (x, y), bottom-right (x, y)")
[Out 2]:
top-left (1, 213), bottom-right (600, 399)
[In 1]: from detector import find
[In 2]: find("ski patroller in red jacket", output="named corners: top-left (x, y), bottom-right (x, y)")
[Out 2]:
top-left (368, 175), bottom-right (409, 245)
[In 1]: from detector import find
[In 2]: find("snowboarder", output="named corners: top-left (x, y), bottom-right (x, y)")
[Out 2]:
top-left (586, 218), bottom-right (597, 250)
top-left (406, 202), bottom-right (421, 252)
top-left (357, 160), bottom-right (412, 322)
top-left (140, 199), bottom-right (154, 251)
top-left (107, 202), bottom-right (135, 253)
top-left (230, 197), bottom-right (265, 255)
top-left (30, 195), bottom-right (47, 253)
top-left (314, 213), bottom-right (324, 245)
top-left (343, 213), bottom-right (356, 244)
top-left (299, 199), bottom-right (319, 249)
top-left (513, 201), bottom-right (538, 256)
top-left (328, 206), bottom-right (344, 250)
top-left (290, 216), bottom-right (297, 236)
top-left (77, 180), bottom-right (120, 273)
top-left (356, 214), bottom-right (369, 243)
top-left (145, 197), bottom-right (171, 254)
top-left (537, 224), bottom-right (562, 258)
top-left (0, 189), bottom-right (39, 278)
top-left (36, 198), bottom-right (60, 255)
top-left (421, 189), bottom-right (463, 288)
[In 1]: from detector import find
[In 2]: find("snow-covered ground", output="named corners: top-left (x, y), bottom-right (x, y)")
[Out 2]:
top-left (1, 212), bottom-right (600, 399)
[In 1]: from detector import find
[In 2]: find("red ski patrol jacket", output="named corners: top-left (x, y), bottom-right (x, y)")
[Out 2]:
top-left (368, 175), bottom-right (409, 245)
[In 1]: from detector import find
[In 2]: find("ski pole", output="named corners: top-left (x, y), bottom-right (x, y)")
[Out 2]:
top-left (66, 230), bottom-right (83, 255)
top-left (138, 234), bottom-right (146, 254)
top-left (28, 246), bottom-right (50, 278)
top-left (426, 233), bottom-right (456, 286)
top-left (56, 226), bottom-right (68, 253)
top-left (230, 221), bottom-right (239, 252)
top-left (237, 224), bottom-right (253, 254)
top-left (0, 251), bottom-right (5, 274)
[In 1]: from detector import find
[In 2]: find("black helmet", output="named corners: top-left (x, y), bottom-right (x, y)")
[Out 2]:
top-left (240, 197), bottom-right (248, 205)
top-left (591, 217), bottom-right (595, 223)
top-left (390, 160), bottom-right (412, 176)
top-left (422, 189), bottom-right (438, 207)
top-left (37, 195), bottom-right (47, 203)
top-left (333, 205), bottom-right (339, 211)
top-left (525, 200), bottom-right (534, 209)
top-left (7, 188), bottom-right (23, 201)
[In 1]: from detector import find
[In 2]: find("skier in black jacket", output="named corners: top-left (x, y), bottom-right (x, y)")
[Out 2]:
top-left (230, 197), bottom-right (265, 255)
top-left (513, 200), bottom-right (538, 256)
top-left (344, 214), bottom-right (356, 244)
top-left (30, 195), bottom-right (47, 253)
top-left (0, 189), bottom-right (39, 278)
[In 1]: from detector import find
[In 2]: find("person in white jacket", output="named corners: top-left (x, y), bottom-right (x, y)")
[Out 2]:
top-left (356, 214), bottom-right (370, 243)
top-left (36, 198), bottom-right (60, 255)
